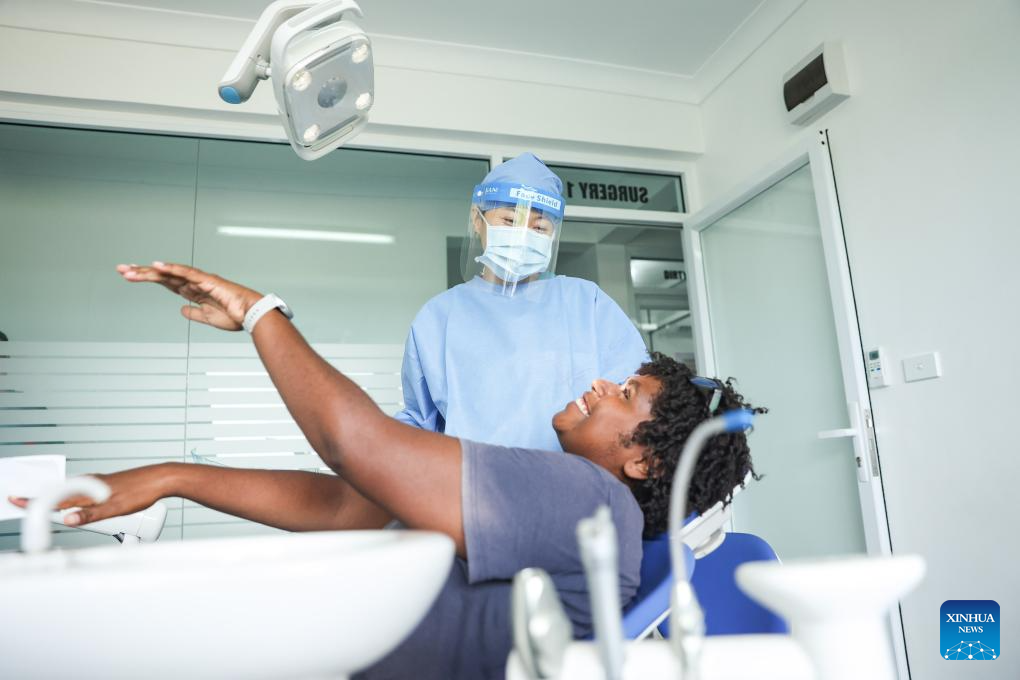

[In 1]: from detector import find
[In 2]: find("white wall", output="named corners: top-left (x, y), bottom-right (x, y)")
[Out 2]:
top-left (695, 1), bottom-right (1019, 678)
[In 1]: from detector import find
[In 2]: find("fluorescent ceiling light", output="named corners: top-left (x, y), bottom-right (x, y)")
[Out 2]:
top-left (218, 225), bottom-right (394, 244)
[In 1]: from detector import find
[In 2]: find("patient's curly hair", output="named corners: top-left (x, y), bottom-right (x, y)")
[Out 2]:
top-left (627, 352), bottom-right (766, 538)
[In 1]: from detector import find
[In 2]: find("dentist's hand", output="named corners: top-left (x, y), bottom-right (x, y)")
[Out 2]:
top-left (117, 261), bottom-right (263, 331)
top-left (7, 464), bottom-right (176, 527)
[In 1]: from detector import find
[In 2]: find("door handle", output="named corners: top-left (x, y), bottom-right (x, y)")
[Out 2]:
top-left (817, 402), bottom-right (871, 482)
top-left (817, 428), bottom-right (857, 439)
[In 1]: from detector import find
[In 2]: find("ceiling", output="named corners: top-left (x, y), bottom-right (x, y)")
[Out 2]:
top-left (77, 0), bottom-right (806, 103)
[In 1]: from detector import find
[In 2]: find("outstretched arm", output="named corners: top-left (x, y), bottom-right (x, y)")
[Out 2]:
top-left (117, 262), bottom-right (466, 555)
top-left (10, 464), bottom-right (392, 532)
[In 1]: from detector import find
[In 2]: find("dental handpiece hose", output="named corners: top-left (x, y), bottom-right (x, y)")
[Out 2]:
top-left (577, 505), bottom-right (626, 680)
top-left (668, 409), bottom-right (755, 680)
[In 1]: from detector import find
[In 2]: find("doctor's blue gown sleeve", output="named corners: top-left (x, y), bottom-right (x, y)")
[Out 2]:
top-left (392, 324), bottom-right (444, 432)
top-left (592, 285), bottom-right (650, 385)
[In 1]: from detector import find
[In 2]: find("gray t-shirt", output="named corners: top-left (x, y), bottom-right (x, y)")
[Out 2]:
top-left (354, 439), bottom-right (644, 680)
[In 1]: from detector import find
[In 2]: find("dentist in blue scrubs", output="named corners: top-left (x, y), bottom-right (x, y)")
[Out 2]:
top-left (394, 154), bottom-right (648, 451)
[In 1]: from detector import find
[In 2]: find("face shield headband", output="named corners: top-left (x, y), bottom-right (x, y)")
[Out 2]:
top-left (471, 182), bottom-right (566, 225)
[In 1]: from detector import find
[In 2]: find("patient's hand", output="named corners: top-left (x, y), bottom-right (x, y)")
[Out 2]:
top-left (117, 262), bottom-right (263, 331)
top-left (8, 464), bottom-right (174, 527)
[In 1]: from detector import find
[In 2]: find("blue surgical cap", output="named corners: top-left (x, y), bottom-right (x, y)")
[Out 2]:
top-left (481, 153), bottom-right (563, 197)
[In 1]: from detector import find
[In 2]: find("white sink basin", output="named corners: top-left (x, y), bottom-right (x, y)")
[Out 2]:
top-left (0, 530), bottom-right (454, 679)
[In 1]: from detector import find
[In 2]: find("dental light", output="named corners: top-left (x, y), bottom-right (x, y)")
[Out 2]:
top-left (218, 0), bottom-right (374, 160)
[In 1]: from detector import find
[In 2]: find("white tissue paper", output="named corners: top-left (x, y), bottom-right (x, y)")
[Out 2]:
top-left (0, 455), bottom-right (66, 521)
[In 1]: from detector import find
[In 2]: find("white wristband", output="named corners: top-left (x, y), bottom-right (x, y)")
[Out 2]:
top-left (242, 294), bottom-right (293, 333)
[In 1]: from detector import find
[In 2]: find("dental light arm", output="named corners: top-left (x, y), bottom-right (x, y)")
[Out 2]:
top-left (668, 409), bottom-right (755, 680)
top-left (218, 0), bottom-right (316, 104)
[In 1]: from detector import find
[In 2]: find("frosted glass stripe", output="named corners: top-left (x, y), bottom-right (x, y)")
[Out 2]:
top-left (186, 439), bottom-right (316, 456)
top-left (3, 375), bottom-right (187, 390)
top-left (0, 441), bottom-right (185, 459)
top-left (0, 407), bottom-right (187, 426)
top-left (185, 406), bottom-right (289, 420)
top-left (189, 374), bottom-right (402, 391)
top-left (186, 422), bottom-right (303, 438)
top-left (0, 342), bottom-right (187, 358)
top-left (0, 392), bottom-right (187, 408)
top-left (0, 357), bottom-right (187, 373)
top-left (184, 374), bottom-right (399, 389)
top-left (188, 452), bottom-right (329, 473)
top-left (187, 343), bottom-right (403, 358)
top-left (0, 424), bottom-right (186, 444)
top-left (1, 341), bottom-right (402, 359)
top-left (184, 395), bottom-right (401, 418)
top-left (4, 375), bottom-right (396, 390)
top-left (187, 357), bottom-right (403, 373)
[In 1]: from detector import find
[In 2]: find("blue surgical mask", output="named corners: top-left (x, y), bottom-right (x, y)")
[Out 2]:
top-left (475, 224), bottom-right (553, 283)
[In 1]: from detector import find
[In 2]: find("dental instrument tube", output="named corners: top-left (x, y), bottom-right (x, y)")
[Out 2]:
top-left (577, 505), bottom-right (626, 680)
top-left (511, 568), bottom-right (573, 680)
top-left (667, 409), bottom-right (754, 680)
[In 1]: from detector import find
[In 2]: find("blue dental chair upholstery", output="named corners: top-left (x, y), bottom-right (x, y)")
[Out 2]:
top-left (626, 531), bottom-right (787, 639)
top-left (620, 533), bottom-right (694, 639)
top-left (689, 532), bottom-right (787, 636)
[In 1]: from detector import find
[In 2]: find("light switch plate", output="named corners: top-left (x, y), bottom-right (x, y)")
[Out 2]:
top-left (903, 352), bottom-right (942, 382)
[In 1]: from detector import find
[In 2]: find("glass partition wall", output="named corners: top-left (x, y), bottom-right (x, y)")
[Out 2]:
top-left (0, 124), bottom-right (486, 546)
top-left (555, 222), bottom-right (692, 367)
top-left (0, 123), bottom-right (687, 547)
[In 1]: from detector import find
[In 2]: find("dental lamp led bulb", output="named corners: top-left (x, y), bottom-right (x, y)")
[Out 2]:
top-left (218, 0), bottom-right (374, 160)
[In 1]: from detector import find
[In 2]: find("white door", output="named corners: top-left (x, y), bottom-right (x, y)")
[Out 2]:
top-left (685, 137), bottom-right (907, 677)
top-left (685, 136), bottom-right (892, 560)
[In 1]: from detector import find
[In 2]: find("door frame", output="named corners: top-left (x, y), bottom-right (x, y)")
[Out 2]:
top-left (683, 133), bottom-right (908, 677)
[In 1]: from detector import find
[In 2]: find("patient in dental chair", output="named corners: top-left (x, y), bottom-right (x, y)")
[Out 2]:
top-left (10, 262), bottom-right (762, 680)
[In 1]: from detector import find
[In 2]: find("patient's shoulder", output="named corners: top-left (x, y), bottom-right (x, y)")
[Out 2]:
top-left (462, 440), bottom-right (641, 518)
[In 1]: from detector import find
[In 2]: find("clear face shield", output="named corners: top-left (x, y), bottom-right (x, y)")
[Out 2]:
top-left (460, 182), bottom-right (565, 297)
